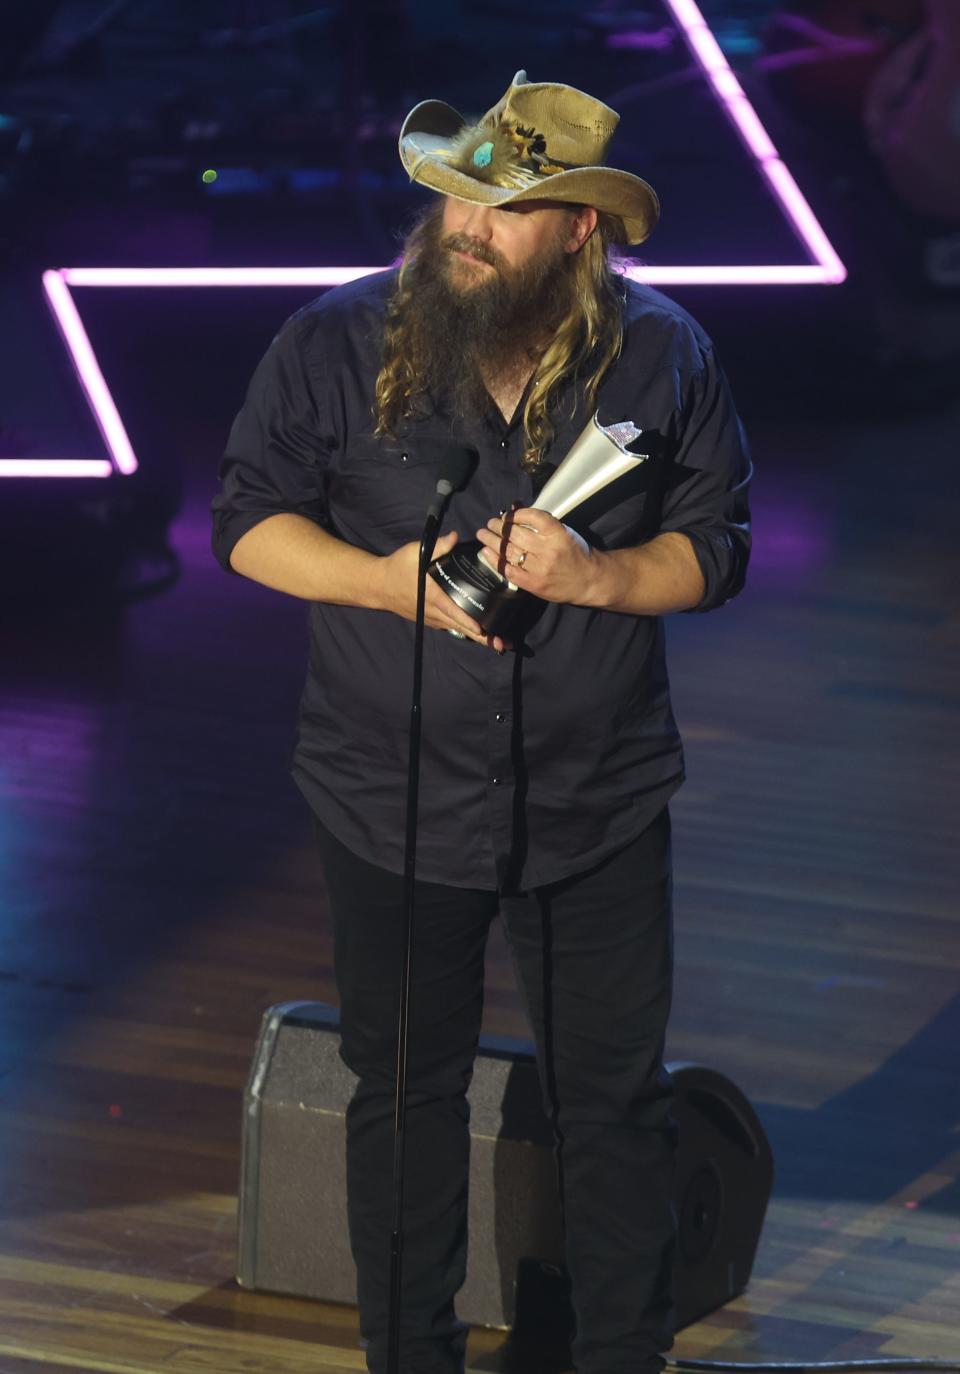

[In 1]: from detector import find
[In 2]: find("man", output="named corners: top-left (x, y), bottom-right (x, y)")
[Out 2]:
top-left (212, 71), bottom-right (751, 1374)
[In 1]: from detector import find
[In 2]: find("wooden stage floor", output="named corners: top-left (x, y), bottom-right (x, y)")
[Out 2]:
top-left (1, 392), bottom-right (958, 1371)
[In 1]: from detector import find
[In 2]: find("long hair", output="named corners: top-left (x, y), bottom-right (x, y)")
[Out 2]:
top-left (374, 203), bottom-right (627, 472)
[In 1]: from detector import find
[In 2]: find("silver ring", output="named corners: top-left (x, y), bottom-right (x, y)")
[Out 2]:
top-left (515, 551), bottom-right (527, 568)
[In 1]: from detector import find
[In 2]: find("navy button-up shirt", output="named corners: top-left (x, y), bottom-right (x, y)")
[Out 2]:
top-left (211, 269), bottom-right (752, 890)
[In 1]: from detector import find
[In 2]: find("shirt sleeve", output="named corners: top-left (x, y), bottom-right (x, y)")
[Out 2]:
top-left (210, 312), bottom-right (329, 574)
top-left (657, 343), bottom-right (753, 613)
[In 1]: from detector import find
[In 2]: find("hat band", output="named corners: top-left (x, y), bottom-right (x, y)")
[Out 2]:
top-left (447, 119), bottom-right (580, 192)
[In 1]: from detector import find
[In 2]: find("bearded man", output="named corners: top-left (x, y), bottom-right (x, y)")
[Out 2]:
top-left (212, 71), bottom-right (752, 1374)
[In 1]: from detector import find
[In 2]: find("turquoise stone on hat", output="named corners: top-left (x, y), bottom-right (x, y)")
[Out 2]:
top-left (472, 141), bottom-right (494, 168)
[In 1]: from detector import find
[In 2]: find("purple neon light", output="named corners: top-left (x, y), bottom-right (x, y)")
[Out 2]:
top-left (8, 0), bottom-right (844, 480)
top-left (662, 0), bottom-right (846, 283)
top-left (41, 269), bottom-right (138, 476)
top-left (0, 458), bottom-right (113, 477)
top-left (63, 266), bottom-right (378, 288)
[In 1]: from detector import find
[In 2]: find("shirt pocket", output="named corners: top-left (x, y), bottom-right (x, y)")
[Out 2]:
top-left (329, 433), bottom-right (447, 552)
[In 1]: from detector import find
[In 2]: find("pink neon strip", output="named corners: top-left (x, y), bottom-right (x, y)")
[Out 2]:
top-left (626, 264), bottom-right (835, 285)
top-left (41, 270), bottom-right (139, 474)
top-left (0, 458), bottom-right (113, 477)
top-left (662, 0), bottom-right (846, 283)
top-left (60, 262), bottom-right (839, 292)
top-left (764, 161), bottom-right (845, 281)
top-left (63, 266), bottom-right (381, 288)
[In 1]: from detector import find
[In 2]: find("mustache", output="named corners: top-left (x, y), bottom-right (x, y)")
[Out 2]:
top-left (441, 233), bottom-right (506, 272)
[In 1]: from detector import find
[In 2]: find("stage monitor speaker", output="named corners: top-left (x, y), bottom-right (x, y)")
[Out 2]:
top-left (237, 1001), bottom-right (772, 1336)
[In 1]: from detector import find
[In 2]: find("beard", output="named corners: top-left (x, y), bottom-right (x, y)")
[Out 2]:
top-left (396, 202), bottom-right (580, 420)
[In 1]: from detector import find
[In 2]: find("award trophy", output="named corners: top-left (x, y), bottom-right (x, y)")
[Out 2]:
top-left (428, 412), bottom-right (651, 636)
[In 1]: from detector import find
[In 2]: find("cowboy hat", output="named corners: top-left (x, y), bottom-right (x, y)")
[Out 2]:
top-left (398, 69), bottom-right (659, 245)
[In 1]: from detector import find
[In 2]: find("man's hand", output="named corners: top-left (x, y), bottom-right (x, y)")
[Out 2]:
top-left (477, 509), bottom-right (603, 606)
top-left (375, 530), bottom-right (510, 651)
top-left (478, 509), bottom-right (707, 615)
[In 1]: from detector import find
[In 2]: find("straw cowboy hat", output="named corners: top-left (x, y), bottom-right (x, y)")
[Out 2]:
top-left (398, 69), bottom-right (660, 245)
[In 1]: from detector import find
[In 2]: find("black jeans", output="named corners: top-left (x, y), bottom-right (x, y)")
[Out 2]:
top-left (315, 806), bottom-right (677, 1374)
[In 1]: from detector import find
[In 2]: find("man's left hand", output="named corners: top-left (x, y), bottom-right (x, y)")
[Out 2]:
top-left (476, 508), bottom-right (604, 607)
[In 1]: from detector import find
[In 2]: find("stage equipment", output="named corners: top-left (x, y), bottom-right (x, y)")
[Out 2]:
top-left (427, 414), bottom-right (651, 637)
top-left (237, 1001), bottom-right (774, 1340)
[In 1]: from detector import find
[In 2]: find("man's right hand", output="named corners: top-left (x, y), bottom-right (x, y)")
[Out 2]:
top-left (229, 514), bottom-right (510, 649)
top-left (374, 531), bottom-right (510, 652)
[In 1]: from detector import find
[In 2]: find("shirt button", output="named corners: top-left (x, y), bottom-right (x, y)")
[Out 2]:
top-left (492, 777), bottom-right (501, 786)
top-left (500, 439), bottom-right (507, 449)
top-left (495, 713), bottom-right (506, 723)
top-left (400, 453), bottom-right (409, 463)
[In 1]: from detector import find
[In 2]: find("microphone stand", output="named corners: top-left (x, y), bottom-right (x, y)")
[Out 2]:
top-left (386, 483), bottom-right (452, 1374)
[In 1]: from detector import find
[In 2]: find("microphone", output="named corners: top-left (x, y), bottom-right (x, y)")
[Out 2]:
top-left (426, 446), bottom-right (478, 521)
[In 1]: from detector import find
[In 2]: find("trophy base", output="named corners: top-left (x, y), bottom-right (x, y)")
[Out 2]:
top-left (428, 541), bottom-right (526, 636)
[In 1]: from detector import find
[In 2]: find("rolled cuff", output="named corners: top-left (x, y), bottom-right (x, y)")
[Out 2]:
top-left (681, 521), bottom-right (751, 613)
top-left (211, 507), bottom-right (280, 575)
